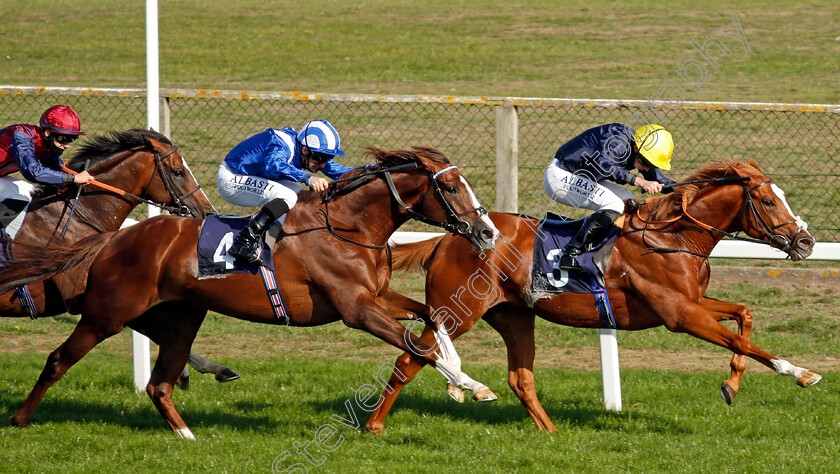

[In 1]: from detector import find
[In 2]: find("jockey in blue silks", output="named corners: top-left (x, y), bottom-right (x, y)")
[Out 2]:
top-left (216, 119), bottom-right (358, 264)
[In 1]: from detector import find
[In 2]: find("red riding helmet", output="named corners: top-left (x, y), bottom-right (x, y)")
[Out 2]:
top-left (39, 105), bottom-right (85, 135)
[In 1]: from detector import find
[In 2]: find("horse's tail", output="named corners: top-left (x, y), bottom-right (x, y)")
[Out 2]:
top-left (389, 236), bottom-right (445, 274)
top-left (0, 233), bottom-right (115, 294)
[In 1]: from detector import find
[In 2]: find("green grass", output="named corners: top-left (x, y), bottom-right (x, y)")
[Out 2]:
top-left (1, 353), bottom-right (837, 473)
top-left (0, 278), bottom-right (837, 471)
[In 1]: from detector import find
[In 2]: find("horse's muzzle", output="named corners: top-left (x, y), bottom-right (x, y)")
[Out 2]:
top-left (776, 229), bottom-right (815, 261)
top-left (470, 214), bottom-right (499, 251)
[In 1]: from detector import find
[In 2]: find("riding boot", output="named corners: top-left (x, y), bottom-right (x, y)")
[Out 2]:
top-left (227, 199), bottom-right (290, 265)
top-left (558, 210), bottom-right (621, 271)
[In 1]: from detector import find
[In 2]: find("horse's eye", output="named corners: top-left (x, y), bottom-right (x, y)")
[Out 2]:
top-left (762, 199), bottom-right (775, 207)
top-left (172, 169), bottom-right (185, 178)
top-left (445, 185), bottom-right (458, 194)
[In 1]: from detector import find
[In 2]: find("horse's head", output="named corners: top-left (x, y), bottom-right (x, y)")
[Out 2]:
top-left (142, 135), bottom-right (217, 218)
top-left (735, 159), bottom-right (815, 260)
top-left (367, 147), bottom-right (498, 250)
top-left (69, 129), bottom-right (217, 219)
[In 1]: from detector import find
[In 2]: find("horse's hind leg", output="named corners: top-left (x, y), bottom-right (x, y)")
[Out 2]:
top-left (187, 351), bottom-right (240, 382)
top-left (701, 297), bottom-right (754, 405)
top-left (11, 320), bottom-right (119, 427)
top-left (485, 306), bottom-right (557, 433)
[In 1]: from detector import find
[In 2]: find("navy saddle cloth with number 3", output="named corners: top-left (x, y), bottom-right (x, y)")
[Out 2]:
top-left (197, 215), bottom-right (273, 278)
top-left (531, 212), bottom-right (620, 294)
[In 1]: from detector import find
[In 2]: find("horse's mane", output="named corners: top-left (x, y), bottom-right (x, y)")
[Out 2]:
top-left (296, 146), bottom-right (450, 204)
top-left (63, 129), bottom-right (171, 172)
top-left (645, 160), bottom-right (751, 220)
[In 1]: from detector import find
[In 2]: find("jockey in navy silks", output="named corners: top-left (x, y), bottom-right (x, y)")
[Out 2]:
top-left (216, 119), bottom-right (362, 264)
top-left (543, 123), bottom-right (677, 271)
top-left (0, 105), bottom-right (93, 233)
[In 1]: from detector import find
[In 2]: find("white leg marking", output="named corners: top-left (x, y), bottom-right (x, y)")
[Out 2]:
top-left (770, 358), bottom-right (807, 379)
top-left (176, 427), bottom-right (196, 440)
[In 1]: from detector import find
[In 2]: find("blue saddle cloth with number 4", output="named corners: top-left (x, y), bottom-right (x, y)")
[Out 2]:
top-left (197, 215), bottom-right (273, 278)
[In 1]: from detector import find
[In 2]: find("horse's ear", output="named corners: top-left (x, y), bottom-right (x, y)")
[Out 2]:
top-left (748, 158), bottom-right (763, 173)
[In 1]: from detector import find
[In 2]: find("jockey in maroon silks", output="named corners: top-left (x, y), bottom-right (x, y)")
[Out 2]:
top-left (0, 105), bottom-right (95, 316)
top-left (0, 105), bottom-right (94, 229)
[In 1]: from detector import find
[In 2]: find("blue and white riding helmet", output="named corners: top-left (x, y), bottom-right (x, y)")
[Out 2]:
top-left (296, 120), bottom-right (345, 156)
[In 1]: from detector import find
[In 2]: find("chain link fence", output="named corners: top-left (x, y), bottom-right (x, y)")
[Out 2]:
top-left (2, 86), bottom-right (838, 239)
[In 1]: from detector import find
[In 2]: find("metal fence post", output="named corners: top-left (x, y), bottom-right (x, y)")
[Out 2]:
top-left (495, 101), bottom-right (518, 212)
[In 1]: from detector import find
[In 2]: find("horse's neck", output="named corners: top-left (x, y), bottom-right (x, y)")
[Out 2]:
top-left (676, 186), bottom-right (745, 254)
top-left (295, 177), bottom-right (412, 246)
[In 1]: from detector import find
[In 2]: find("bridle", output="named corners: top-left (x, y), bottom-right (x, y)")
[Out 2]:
top-left (322, 162), bottom-right (487, 249)
top-left (59, 143), bottom-right (206, 235)
top-left (633, 176), bottom-right (805, 258)
top-left (146, 145), bottom-right (203, 217)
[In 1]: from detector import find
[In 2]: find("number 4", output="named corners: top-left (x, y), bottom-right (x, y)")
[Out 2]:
top-left (213, 232), bottom-right (235, 270)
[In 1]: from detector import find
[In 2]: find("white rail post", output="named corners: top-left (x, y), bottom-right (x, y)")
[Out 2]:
top-left (598, 328), bottom-right (622, 411)
top-left (131, 0), bottom-right (160, 393)
top-left (495, 101), bottom-right (518, 213)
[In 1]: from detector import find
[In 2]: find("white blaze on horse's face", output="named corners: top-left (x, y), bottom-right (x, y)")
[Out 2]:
top-left (459, 175), bottom-right (499, 250)
top-left (770, 183), bottom-right (808, 231)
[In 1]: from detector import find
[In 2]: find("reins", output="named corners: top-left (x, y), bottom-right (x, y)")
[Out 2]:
top-left (632, 175), bottom-right (799, 257)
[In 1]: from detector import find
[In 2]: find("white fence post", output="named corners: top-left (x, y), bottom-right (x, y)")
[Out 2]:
top-left (495, 101), bottom-right (518, 213)
top-left (131, 0), bottom-right (160, 393)
top-left (598, 328), bottom-right (622, 411)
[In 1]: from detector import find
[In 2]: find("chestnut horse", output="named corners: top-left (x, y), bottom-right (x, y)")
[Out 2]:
top-left (0, 147), bottom-right (499, 439)
top-left (365, 158), bottom-right (819, 434)
top-left (2, 129), bottom-right (236, 381)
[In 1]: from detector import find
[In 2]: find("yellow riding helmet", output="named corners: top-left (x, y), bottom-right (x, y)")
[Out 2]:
top-left (633, 124), bottom-right (673, 170)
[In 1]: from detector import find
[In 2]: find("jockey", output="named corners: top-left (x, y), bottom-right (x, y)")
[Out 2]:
top-left (0, 105), bottom-right (93, 229)
top-left (216, 119), bottom-right (357, 265)
top-left (544, 123), bottom-right (677, 271)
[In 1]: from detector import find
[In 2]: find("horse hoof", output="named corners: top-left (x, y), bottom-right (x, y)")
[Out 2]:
top-left (215, 368), bottom-right (241, 383)
top-left (10, 412), bottom-right (30, 427)
top-left (446, 383), bottom-right (465, 403)
top-left (720, 382), bottom-right (736, 405)
top-left (176, 374), bottom-right (190, 391)
top-left (797, 371), bottom-right (822, 388)
top-left (364, 422), bottom-right (384, 435)
top-left (472, 388), bottom-right (498, 403)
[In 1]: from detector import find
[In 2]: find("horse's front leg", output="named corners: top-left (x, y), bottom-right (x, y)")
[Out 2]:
top-left (653, 293), bottom-right (821, 390)
top-left (379, 288), bottom-right (436, 327)
top-left (340, 293), bottom-right (480, 400)
top-left (700, 297), bottom-right (754, 405)
top-left (377, 288), bottom-right (493, 400)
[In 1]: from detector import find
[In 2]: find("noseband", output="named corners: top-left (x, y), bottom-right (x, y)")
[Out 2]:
top-left (322, 163), bottom-right (487, 249)
top-left (144, 145), bottom-right (204, 217)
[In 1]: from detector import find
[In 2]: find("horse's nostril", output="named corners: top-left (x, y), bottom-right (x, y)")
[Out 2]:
top-left (482, 229), bottom-right (494, 239)
top-left (800, 238), bottom-right (814, 248)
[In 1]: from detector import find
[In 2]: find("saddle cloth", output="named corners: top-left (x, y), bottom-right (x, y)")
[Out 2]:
top-left (197, 215), bottom-right (289, 324)
top-left (531, 212), bottom-right (621, 328)
top-left (531, 212), bottom-right (620, 293)
top-left (197, 215), bottom-right (273, 278)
